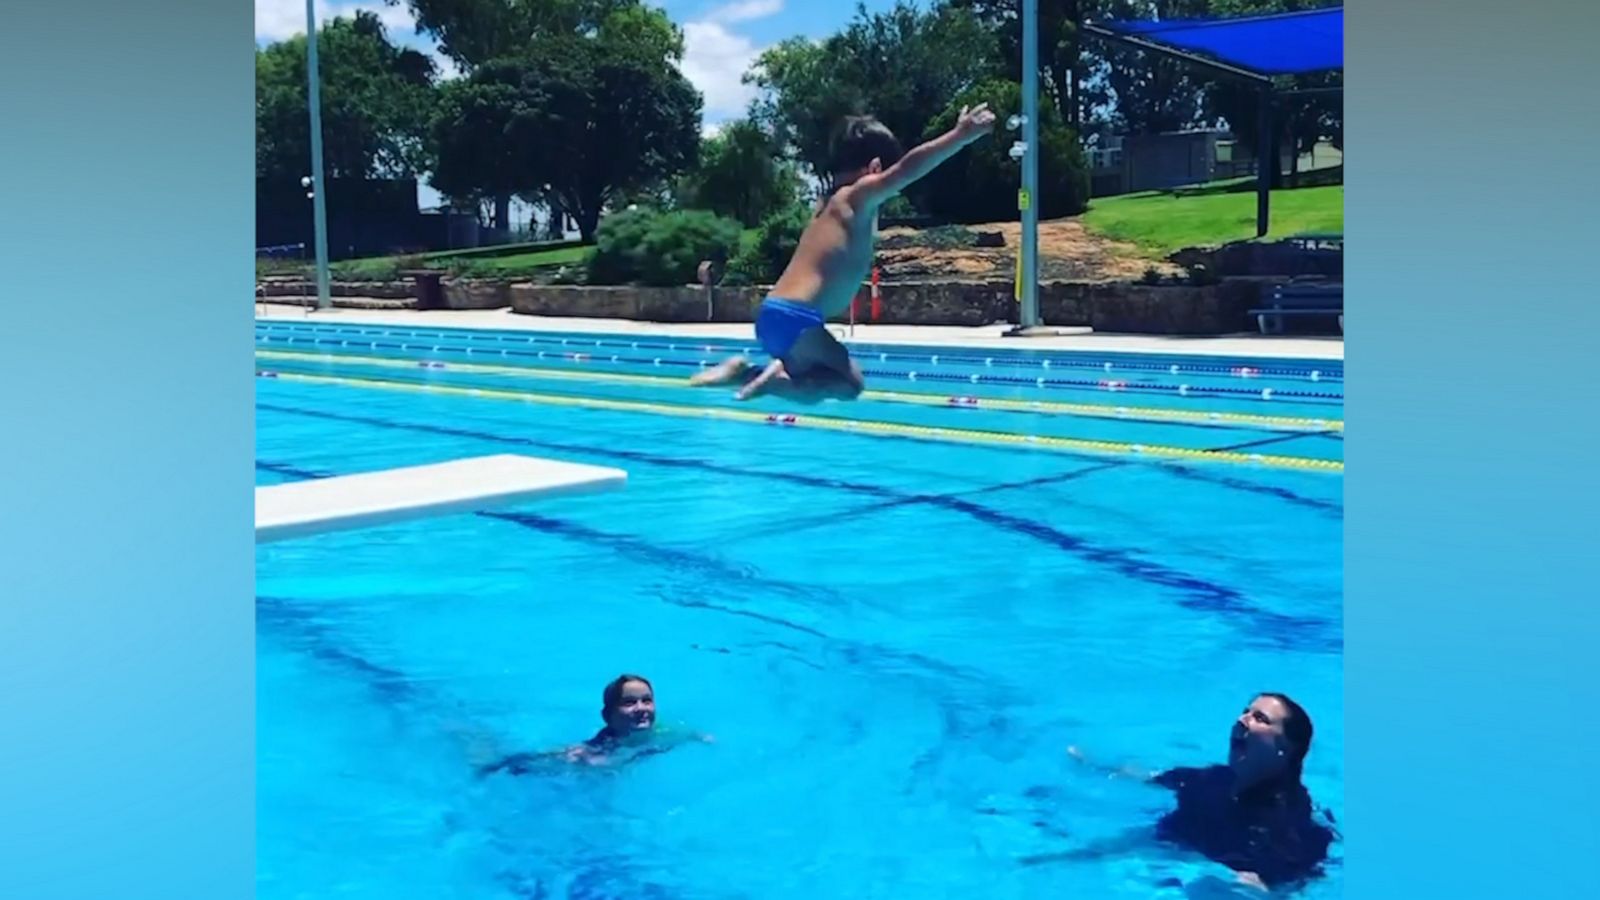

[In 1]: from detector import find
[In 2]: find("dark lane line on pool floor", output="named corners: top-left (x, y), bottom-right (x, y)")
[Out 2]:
top-left (259, 462), bottom-right (848, 632)
top-left (1207, 430), bottom-right (1343, 454)
top-left (257, 593), bottom-right (423, 708)
top-left (260, 466), bottom-right (1029, 758)
top-left (725, 462), bottom-right (1131, 543)
top-left (737, 455), bottom-right (1339, 565)
top-left (969, 460), bottom-right (1343, 518)
top-left (256, 405), bottom-right (1336, 650)
top-left (1161, 466), bottom-right (1342, 516)
top-left (258, 462), bottom-right (1047, 718)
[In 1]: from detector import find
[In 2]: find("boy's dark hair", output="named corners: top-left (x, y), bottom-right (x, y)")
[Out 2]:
top-left (831, 115), bottom-right (903, 177)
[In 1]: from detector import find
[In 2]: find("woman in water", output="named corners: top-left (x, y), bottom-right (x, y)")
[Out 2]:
top-left (1045, 693), bottom-right (1337, 891)
top-left (478, 674), bottom-right (709, 775)
top-left (1143, 693), bottom-right (1336, 890)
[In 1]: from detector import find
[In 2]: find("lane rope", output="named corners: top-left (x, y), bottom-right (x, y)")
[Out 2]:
top-left (257, 348), bottom-right (1343, 432)
top-left (256, 320), bottom-right (1345, 381)
top-left (257, 332), bottom-right (1344, 403)
top-left (255, 366), bottom-right (1344, 473)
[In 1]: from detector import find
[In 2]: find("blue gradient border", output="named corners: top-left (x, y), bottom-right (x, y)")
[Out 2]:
top-left (1348, 0), bottom-right (1599, 896)
top-left (0, 2), bottom-right (254, 898)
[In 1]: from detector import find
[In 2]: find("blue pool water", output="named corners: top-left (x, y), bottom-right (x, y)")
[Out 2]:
top-left (256, 322), bottom-right (1343, 899)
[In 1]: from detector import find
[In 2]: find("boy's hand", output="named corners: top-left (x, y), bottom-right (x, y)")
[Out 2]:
top-left (955, 102), bottom-right (996, 139)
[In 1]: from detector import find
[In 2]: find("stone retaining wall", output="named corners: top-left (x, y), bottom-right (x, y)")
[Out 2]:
top-left (509, 281), bottom-right (1038, 327)
top-left (441, 278), bottom-right (513, 310)
top-left (257, 279), bottom-right (414, 300)
top-left (256, 275), bottom-right (1288, 334)
top-left (507, 279), bottom-right (1273, 334)
top-left (256, 295), bottom-right (418, 311)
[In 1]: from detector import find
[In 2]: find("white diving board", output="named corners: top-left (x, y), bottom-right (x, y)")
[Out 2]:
top-left (256, 454), bottom-right (627, 543)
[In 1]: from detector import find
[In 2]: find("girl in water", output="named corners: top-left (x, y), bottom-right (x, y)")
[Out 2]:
top-left (478, 674), bottom-right (710, 775)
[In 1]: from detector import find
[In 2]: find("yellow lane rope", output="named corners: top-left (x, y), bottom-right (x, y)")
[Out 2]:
top-left (256, 349), bottom-right (1344, 433)
top-left (256, 364), bottom-right (1344, 473)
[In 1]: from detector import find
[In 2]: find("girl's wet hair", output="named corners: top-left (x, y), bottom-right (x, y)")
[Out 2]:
top-left (831, 115), bottom-right (903, 177)
top-left (601, 673), bottom-right (653, 718)
top-left (1260, 691), bottom-right (1314, 767)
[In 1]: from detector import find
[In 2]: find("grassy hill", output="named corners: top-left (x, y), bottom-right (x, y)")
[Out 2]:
top-left (1080, 185), bottom-right (1343, 256)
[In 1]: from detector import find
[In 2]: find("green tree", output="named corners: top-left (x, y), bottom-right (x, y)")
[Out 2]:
top-left (391, 0), bottom-right (686, 228)
top-left (255, 11), bottom-right (438, 180)
top-left (745, 38), bottom-right (862, 188)
top-left (948, 0), bottom-right (1116, 131)
top-left (916, 80), bottom-right (1090, 223)
top-left (429, 29), bottom-right (701, 240)
top-left (679, 120), bottom-right (801, 227)
top-left (1090, 0), bottom-right (1217, 134)
top-left (389, 0), bottom-right (680, 71)
top-left (747, 1), bottom-right (995, 191)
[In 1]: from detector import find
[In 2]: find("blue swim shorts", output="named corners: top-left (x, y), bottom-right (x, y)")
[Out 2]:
top-left (754, 297), bottom-right (825, 361)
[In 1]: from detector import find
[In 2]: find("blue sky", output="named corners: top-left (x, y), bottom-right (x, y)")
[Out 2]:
top-left (255, 0), bottom-right (903, 208)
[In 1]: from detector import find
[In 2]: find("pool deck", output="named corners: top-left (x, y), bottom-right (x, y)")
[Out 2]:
top-left (255, 305), bottom-right (1344, 362)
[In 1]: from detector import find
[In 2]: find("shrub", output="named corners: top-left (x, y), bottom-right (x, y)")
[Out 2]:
top-left (725, 202), bottom-right (811, 286)
top-left (587, 207), bottom-right (743, 286)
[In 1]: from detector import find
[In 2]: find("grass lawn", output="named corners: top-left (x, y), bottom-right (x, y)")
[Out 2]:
top-left (1081, 185), bottom-right (1343, 256)
top-left (327, 242), bottom-right (591, 280)
top-left (433, 243), bottom-right (593, 275)
top-left (318, 228), bottom-right (760, 281)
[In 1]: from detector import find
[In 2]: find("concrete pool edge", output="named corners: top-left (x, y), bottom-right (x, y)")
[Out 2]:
top-left (255, 306), bottom-right (1344, 363)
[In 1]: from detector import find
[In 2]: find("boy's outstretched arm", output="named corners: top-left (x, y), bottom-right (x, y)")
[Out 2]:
top-left (850, 103), bottom-right (997, 205)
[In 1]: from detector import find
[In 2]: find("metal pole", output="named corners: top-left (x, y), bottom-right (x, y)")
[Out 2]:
top-left (304, 0), bottom-right (332, 311)
top-left (1256, 87), bottom-right (1273, 238)
top-left (1019, 0), bottom-right (1040, 328)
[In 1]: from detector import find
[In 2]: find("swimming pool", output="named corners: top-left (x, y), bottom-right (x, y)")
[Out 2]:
top-left (255, 319), bottom-right (1343, 899)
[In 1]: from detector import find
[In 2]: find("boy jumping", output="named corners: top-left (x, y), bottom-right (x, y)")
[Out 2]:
top-left (690, 104), bottom-right (997, 402)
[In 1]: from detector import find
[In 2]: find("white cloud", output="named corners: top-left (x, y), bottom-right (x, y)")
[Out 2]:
top-left (257, 0), bottom-right (462, 79)
top-left (680, 21), bottom-right (764, 122)
top-left (256, 0), bottom-right (313, 42)
top-left (256, 0), bottom-right (419, 45)
top-left (426, 47), bottom-right (462, 81)
top-left (677, 0), bottom-right (780, 123)
top-left (705, 0), bottom-right (783, 23)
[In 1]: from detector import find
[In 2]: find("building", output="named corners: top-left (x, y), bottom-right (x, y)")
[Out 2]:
top-left (1089, 129), bottom-right (1342, 197)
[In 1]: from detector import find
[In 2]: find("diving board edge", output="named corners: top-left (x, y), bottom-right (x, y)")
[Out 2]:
top-left (256, 454), bottom-right (628, 543)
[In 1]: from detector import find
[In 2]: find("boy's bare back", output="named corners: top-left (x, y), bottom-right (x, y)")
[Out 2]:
top-left (767, 192), bottom-right (881, 321)
top-left (768, 103), bottom-right (996, 320)
top-left (688, 104), bottom-right (994, 403)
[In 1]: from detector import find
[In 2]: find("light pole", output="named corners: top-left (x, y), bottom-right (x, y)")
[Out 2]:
top-left (1005, 0), bottom-right (1055, 337)
top-left (304, 0), bottom-right (331, 311)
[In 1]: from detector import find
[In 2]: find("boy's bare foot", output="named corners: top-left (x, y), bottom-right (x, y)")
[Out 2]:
top-left (690, 355), bottom-right (750, 386)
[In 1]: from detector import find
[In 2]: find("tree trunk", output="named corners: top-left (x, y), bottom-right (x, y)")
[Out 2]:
top-left (574, 203), bottom-right (601, 242)
top-left (1069, 63), bottom-right (1081, 130)
top-left (1051, 61), bottom-right (1071, 127)
top-left (493, 193), bottom-right (511, 234)
top-left (1287, 113), bottom-right (1301, 182)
